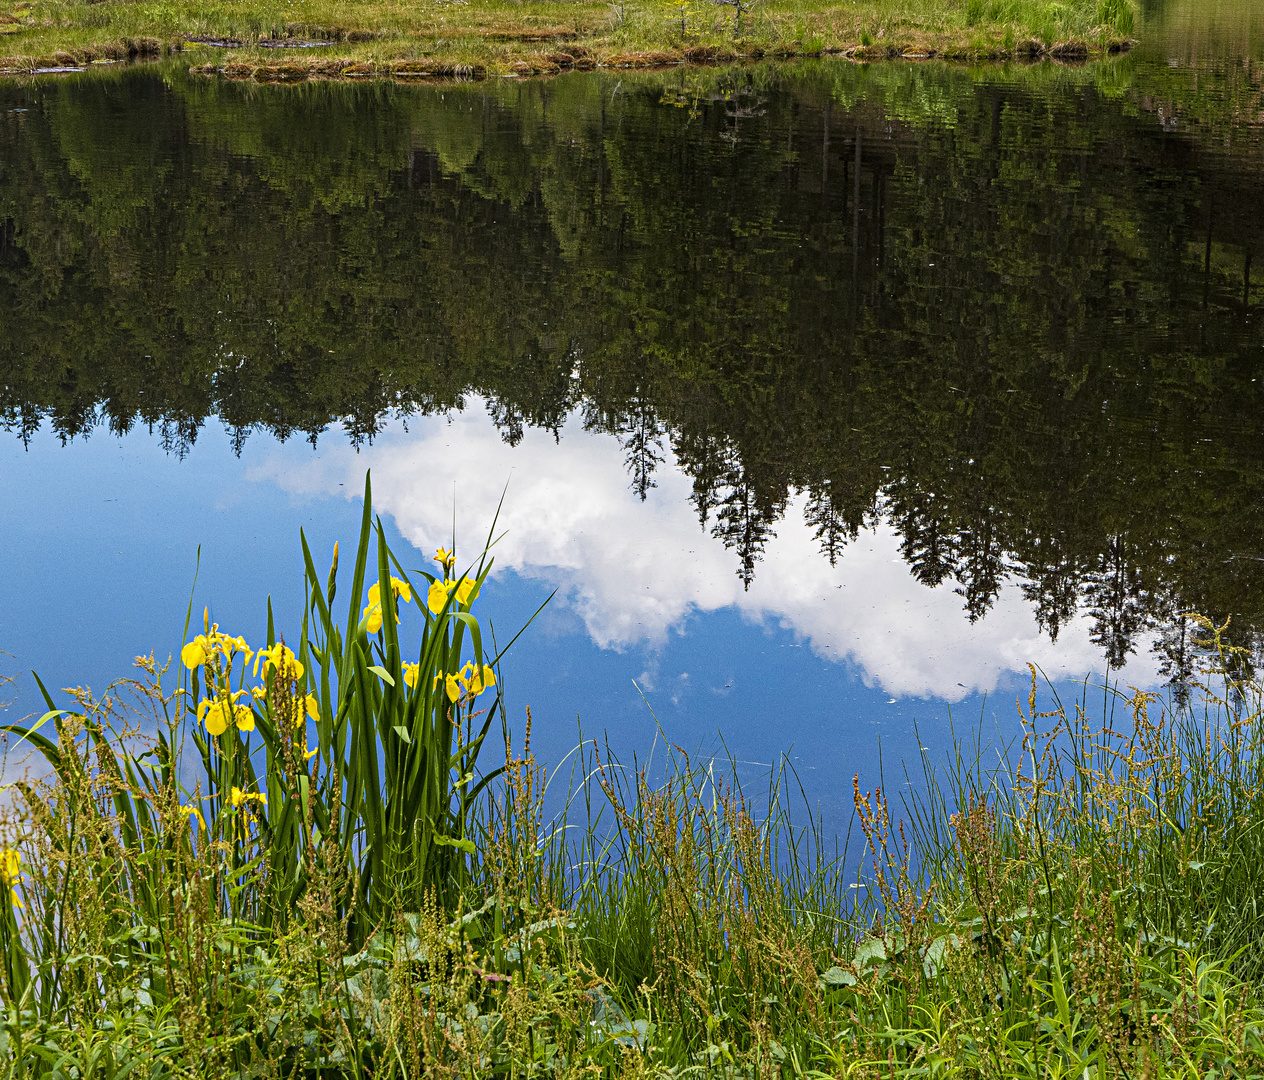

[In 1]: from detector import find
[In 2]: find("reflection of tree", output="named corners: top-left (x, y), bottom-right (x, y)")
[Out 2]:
top-left (2, 63), bottom-right (1264, 675)
top-left (1084, 538), bottom-right (1152, 670)
top-left (804, 487), bottom-right (855, 567)
top-left (673, 425), bottom-right (728, 530)
top-left (953, 517), bottom-right (1006, 625)
top-left (488, 397), bottom-right (527, 447)
top-left (1018, 543), bottom-right (1080, 645)
top-left (1152, 607), bottom-right (1195, 706)
top-left (711, 472), bottom-right (778, 591)
top-left (888, 483), bottom-right (956, 588)
top-left (617, 395), bottom-right (666, 501)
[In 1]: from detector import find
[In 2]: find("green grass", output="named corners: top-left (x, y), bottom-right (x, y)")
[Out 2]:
top-left (0, 485), bottom-right (1262, 1076)
top-left (0, 0), bottom-right (1138, 77)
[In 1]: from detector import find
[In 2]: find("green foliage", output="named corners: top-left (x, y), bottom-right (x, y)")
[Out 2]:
top-left (1097, 0), bottom-right (1134, 35)
top-left (0, 470), bottom-right (510, 1017)
top-left (6, 623), bottom-right (1264, 1073)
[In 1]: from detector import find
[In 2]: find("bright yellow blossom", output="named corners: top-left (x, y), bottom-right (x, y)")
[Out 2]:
top-left (464, 662), bottom-right (496, 696)
top-left (230, 787), bottom-right (267, 809)
top-left (434, 547), bottom-right (456, 572)
top-left (430, 663), bottom-right (495, 704)
top-left (434, 672), bottom-right (464, 703)
top-left (368, 577), bottom-right (412, 607)
top-left (0, 848), bottom-right (23, 908)
top-left (253, 642), bottom-right (303, 681)
top-left (180, 805), bottom-right (206, 833)
top-left (305, 693), bottom-right (319, 722)
top-left (402, 662), bottom-right (420, 689)
top-left (362, 578), bottom-right (412, 634)
top-left (427, 579), bottom-right (456, 614)
top-left (425, 575), bottom-right (476, 614)
top-left (198, 692), bottom-right (254, 737)
top-left (182, 626), bottom-right (252, 670)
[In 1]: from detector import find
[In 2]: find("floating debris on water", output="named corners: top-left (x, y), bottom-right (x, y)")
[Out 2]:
top-left (259, 39), bottom-right (336, 48)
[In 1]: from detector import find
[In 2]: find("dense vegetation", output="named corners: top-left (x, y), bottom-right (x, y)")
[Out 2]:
top-left (2, 59), bottom-right (1262, 674)
top-left (0, 495), bottom-right (1263, 1076)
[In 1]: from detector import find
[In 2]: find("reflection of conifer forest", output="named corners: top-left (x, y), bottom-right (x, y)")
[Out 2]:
top-left (2, 59), bottom-right (1262, 675)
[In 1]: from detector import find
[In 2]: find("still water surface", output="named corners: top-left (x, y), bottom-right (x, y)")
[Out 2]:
top-left (1, 0), bottom-right (1262, 824)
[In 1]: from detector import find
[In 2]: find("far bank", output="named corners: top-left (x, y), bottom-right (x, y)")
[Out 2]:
top-left (0, 0), bottom-right (1137, 79)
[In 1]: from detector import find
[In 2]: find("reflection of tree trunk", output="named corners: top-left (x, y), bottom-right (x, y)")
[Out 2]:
top-left (822, 102), bottom-right (830, 203)
top-left (598, 93), bottom-right (606, 214)
top-left (841, 136), bottom-right (849, 214)
top-left (1246, 246), bottom-right (1252, 309)
top-left (852, 128), bottom-right (862, 319)
top-left (878, 171), bottom-right (885, 273)
top-left (1203, 201), bottom-right (1213, 309)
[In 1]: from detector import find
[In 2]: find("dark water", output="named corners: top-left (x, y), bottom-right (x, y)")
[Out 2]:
top-left (1, 0), bottom-right (1262, 819)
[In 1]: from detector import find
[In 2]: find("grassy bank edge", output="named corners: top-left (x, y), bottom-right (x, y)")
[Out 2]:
top-left (0, 17), bottom-right (1136, 81)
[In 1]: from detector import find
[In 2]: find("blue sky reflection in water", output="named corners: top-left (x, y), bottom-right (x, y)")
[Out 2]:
top-left (4, 21), bottom-right (1264, 834)
top-left (0, 407), bottom-right (1158, 831)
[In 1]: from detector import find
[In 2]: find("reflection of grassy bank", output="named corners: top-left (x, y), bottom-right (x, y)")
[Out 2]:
top-left (0, 0), bottom-right (1136, 78)
top-left (3, 500), bottom-right (1264, 1074)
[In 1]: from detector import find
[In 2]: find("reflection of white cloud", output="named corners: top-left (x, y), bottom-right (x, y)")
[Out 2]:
top-left (257, 405), bottom-right (1162, 701)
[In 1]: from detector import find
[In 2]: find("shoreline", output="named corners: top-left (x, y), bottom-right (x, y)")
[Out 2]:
top-left (0, 36), bottom-right (1135, 81)
top-left (197, 36), bottom-right (1134, 83)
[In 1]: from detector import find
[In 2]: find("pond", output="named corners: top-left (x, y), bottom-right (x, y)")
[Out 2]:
top-left (1, 0), bottom-right (1261, 828)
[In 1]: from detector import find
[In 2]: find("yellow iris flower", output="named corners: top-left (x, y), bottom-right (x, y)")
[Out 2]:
top-left (433, 672), bottom-right (463, 702)
top-left (434, 547), bottom-right (456, 572)
top-left (402, 662), bottom-right (419, 689)
top-left (427, 580), bottom-right (455, 614)
top-left (198, 692), bottom-right (254, 736)
top-left (368, 577), bottom-right (412, 607)
top-left (182, 626), bottom-right (252, 670)
top-left (431, 663), bottom-right (495, 703)
top-left (305, 693), bottom-right (319, 721)
top-left (363, 577), bottom-right (412, 634)
top-left (455, 576), bottom-right (479, 607)
top-left (463, 662), bottom-right (496, 696)
top-left (180, 805), bottom-right (206, 833)
top-left (1, 848), bottom-right (23, 909)
top-left (427, 575), bottom-right (478, 614)
top-left (230, 787), bottom-right (267, 810)
top-left (253, 642), bottom-right (303, 681)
